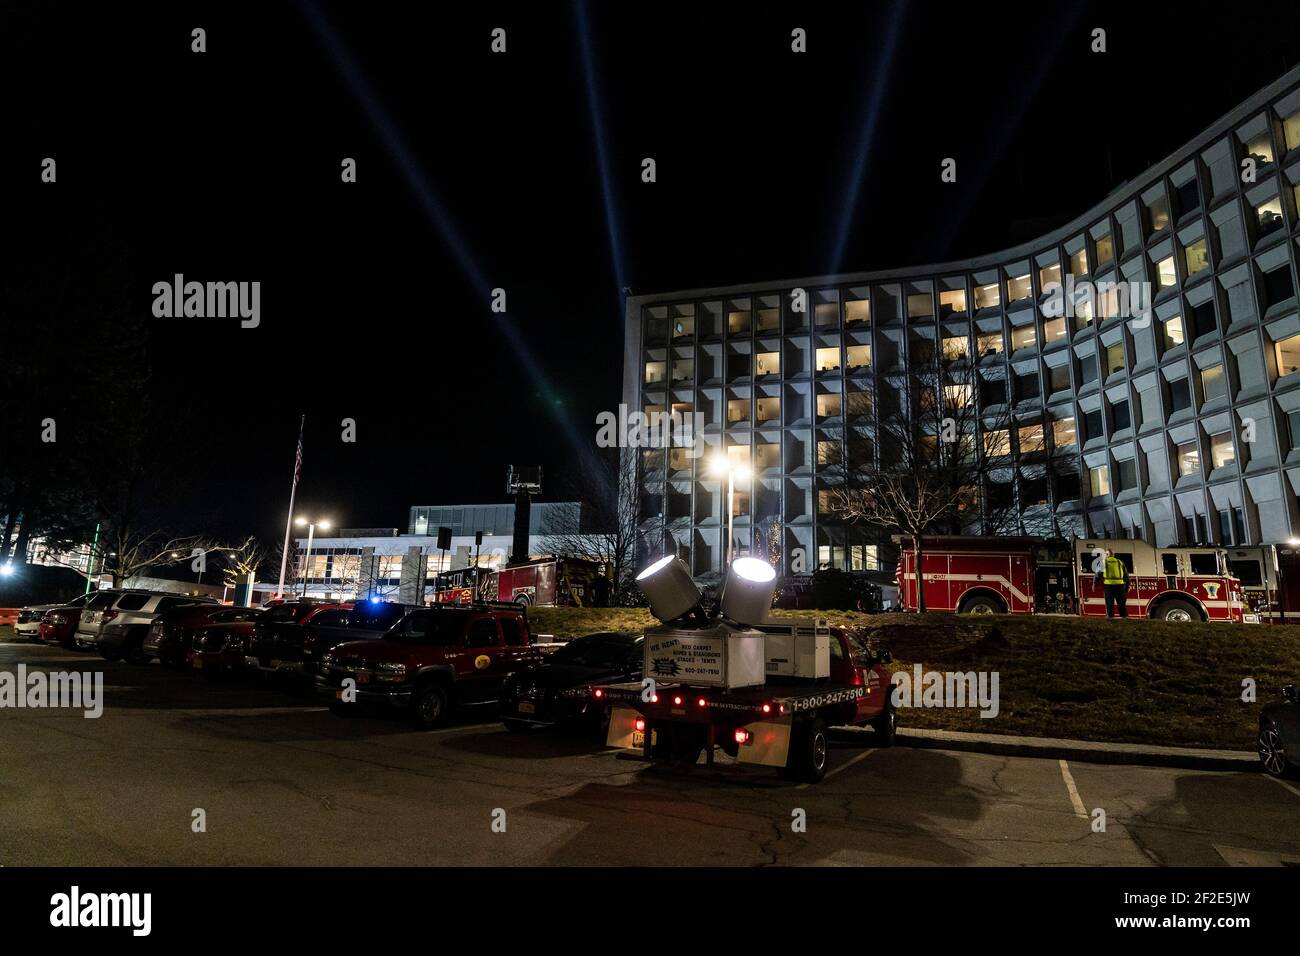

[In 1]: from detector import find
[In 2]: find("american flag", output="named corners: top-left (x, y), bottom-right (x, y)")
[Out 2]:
top-left (292, 422), bottom-right (304, 488)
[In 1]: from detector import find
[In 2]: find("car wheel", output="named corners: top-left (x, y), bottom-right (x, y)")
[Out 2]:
top-left (781, 716), bottom-right (830, 783)
top-left (503, 718), bottom-right (532, 733)
top-left (872, 704), bottom-right (897, 748)
top-left (960, 595), bottom-right (1003, 615)
top-left (1156, 599), bottom-right (1199, 623)
top-left (411, 685), bottom-right (449, 729)
top-left (1258, 720), bottom-right (1295, 778)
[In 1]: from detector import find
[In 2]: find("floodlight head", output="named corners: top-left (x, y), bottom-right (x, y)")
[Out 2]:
top-left (720, 557), bottom-right (777, 625)
top-left (636, 555), bottom-right (701, 623)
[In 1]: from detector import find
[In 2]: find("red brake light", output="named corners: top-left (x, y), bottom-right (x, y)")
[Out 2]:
top-left (734, 728), bottom-right (752, 745)
top-left (697, 697), bottom-right (707, 708)
top-left (593, 688), bottom-right (604, 699)
top-left (634, 717), bottom-right (646, 732)
top-left (672, 695), bottom-right (683, 706)
top-left (649, 694), bottom-right (659, 703)
top-left (761, 703), bottom-right (772, 714)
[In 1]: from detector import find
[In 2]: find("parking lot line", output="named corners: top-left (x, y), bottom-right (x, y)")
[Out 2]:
top-left (1058, 759), bottom-right (1089, 819)
top-left (1265, 775), bottom-right (1300, 800)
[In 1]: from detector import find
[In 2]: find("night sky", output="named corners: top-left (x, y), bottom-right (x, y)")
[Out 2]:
top-left (7, 0), bottom-right (1300, 545)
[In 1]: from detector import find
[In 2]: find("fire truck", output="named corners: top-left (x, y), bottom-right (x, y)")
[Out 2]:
top-left (482, 557), bottom-right (605, 607)
top-left (433, 566), bottom-right (490, 605)
top-left (896, 535), bottom-right (1254, 623)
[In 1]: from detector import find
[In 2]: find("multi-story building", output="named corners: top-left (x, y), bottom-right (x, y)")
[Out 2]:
top-left (622, 66), bottom-right (1300, 579)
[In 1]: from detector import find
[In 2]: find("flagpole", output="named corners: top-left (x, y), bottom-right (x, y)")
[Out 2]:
top-left (275, 415), bottom-right (305, 600)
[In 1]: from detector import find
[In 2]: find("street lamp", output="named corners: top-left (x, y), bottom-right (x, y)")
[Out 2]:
top-left (295, 517), bottom-right (332, 598)
top-left (710, 454), bottom-right (752, 573)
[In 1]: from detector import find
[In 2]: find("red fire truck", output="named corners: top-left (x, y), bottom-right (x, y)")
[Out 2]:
top-left (896, 535), bottom-right (1254, 623)
top-left (481, 557), bottom-right (605, 607)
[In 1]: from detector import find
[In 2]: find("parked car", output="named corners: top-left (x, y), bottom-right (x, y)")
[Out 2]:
top-left (38, 605), bottom-right (86, 648)
top-left (318, 604), bottom-right (540, 728)
top-left (143, 604), bottom-right (260, 665)
top-left (499, 631), bottom-right (643, 733)
top-left (15, 593), bottom-right (92, 640)
top-left (72, 590), bottom-right (126, 648)
top-left (188, 610), bottom-right (264, 675)
top-left (92, 592), bottom-right (219, 661)
top-left (1259, 684), bottom-right (1299, 778)
top-left (243, 600), bottom-right (357, 677)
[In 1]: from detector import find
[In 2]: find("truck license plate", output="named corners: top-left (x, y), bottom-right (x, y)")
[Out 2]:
top-left (518, 702), bottom-right (535, 714)
top-left (631, 729), bottom-right (657, 749)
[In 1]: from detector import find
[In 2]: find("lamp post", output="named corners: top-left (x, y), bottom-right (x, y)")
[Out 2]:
top-left (710, 454), bottom-right (752, 575)
top-left (296, 517), bottom-right (331, 598)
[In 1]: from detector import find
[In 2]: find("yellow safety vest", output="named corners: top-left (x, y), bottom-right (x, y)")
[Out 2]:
top-left (1103, 556), bottom-right (1126, 586)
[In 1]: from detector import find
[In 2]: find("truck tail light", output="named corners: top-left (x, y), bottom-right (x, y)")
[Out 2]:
top-left (734, 728), bottom-right (752, 745)
top-left (696, 697), bottom-right (707, 708)
top-left (102, 609), bottom-right (118, 621)
top-left (634, 718), bottom-right (646, 733)
top-left (760, 702), bottom-right (772, 714)
top-left (593, 688), bottom-right (604, 699)
top-left (672, 695), bottom-right (683, 706)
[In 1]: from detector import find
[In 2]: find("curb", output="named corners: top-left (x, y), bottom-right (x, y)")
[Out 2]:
top-left (884, 726), bottom-right (1258, 772)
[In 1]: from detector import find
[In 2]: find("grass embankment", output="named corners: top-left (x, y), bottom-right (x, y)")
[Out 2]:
top-left (530, 608), bottom-right (1300, 751)
top-left (0, 625), bottom-right (16, 642)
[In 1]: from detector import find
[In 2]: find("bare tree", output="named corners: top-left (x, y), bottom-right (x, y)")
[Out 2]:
top-left (541, 447), bottom-right (643, 604)
top-left (828, 361), bottom-right (1016, 612)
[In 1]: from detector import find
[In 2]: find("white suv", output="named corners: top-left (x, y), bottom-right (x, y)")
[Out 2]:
top-left (97, 592), bottom-right (218, 662)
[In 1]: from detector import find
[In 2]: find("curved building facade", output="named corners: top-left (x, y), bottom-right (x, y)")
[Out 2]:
top-left (622, 66), bottom-right (1300, 578)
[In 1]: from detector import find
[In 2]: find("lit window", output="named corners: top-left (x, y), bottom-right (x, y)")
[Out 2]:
top-left (1276, 333), bottom-right (1300, 377)
top-left (1184, 238), bottom-right (1209, 276)
top-left (755, 351), bottom-right (779, 376)
top-left (1074, 290), bottom-right (1094, 328)
top-left (757, 443), bottom-right (781, 470)
top-left (816, 441), bottom-right (841, 466)
top-left (816, 347), bottom-right (840, 371)
top-left (727, 311), bottom-right (751, 334)
top-left (1011, 325), bottom-right (1037, 351)
top-left (977, 333), bottom-right (1004, 357)
top-left (1070, 248), bottom-right (1089, 277)
top-left (669, 447), bottom-right (692, 471)
top-left (673, 314), bottom-right (695, 337)
top-left (1039, 263), bottom-right (1061, 288)
top-left (1257, 197), bottom-right (1285, 237)
top-left (984, 430), bottom-right (1012, 457)
top-left (1148, 195), bottom-right (1171, 233)
top-left (727, 398), bottom-right (749, 423)
top-left (1007, 274), bottom-right (1032, 301)
top-left (645, 361), bottom-right (665, 383)
top-left (846, 344), bottom-right (871, 369)
top-left (1018, 424), bottom-right (1045, 452)
top-left (1283, 109), bottom-right (1300, 152)
top-left (816, 394), bottom-right (842, 418)
top-left (974, 283), bottom-right (1001, 309)
top-left (1200, 364), bottom-right (1227, 403)
top-left (1244, 131), bottom-right (1274, 168)
top-left (1089, 464), bottom-right (1111, 497)
top-left (844, 300), bottom-right (870, 325)
top-left (1106, 342), bottom-right (1125, 377)
top-left (1053, 417), bottom-right (1077, 447)
top-left (944, 384), bottom-right (972, 410)
top-left (1043, 317), bottom-right (1067, 342)
top-left (1095, 234), bottom-right (1114, 267)
top-left (850, 544), bottom-right (879, 571)
top-left (1210, 431), bottom-right (1235, 469)
top-left (1176, 440), bottom-right (1200, 477)
top-left (756, 396), bottom-right (780, 423)
top-left (939, 289), bottom-right (967, 315)
top-left (726, 444), bottom-right (749, 469)
top-left (1155, 257), bottom-right (1177, 290)
top-left (943, 336), bottom-right (970, 361)
top-left (1163, 315), bottom-right (1185, 349)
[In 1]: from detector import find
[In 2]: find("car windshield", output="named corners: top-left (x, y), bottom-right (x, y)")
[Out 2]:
top-left (842, 628), bottom-right (876, 660)
top-left (550, 634), bottom-right (638, 668)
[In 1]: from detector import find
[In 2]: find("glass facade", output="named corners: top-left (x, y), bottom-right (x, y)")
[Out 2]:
top-left (624, 68), bottom-right (1300, 575)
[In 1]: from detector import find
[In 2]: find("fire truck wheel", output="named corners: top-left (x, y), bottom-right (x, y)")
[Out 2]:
top-left (781, 716), bottom-right (829, 783)
top-left (871, 704), bottom-right (897, 747)
top-left (1154, 598), bottom-right (1200, 623)
top-left (959, 594), bottom-right (1004, 615)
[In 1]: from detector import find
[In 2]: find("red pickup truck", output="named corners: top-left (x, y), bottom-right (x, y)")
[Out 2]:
top-left (317, 604), bottom-right (540, 728)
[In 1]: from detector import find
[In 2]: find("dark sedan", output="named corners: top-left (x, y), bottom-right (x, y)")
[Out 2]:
top-left (499, 631), bottom-right (642, 734)
top-left (1259, 684), bottom-right (1299, 778)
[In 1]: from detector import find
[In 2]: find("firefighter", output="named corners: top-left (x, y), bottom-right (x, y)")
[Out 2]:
top-left (1096, 548), bottom-right (1130, 619)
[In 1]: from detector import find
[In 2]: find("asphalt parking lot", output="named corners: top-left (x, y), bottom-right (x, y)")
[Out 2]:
top-left (2, 640), bottom-right (1299, 867)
